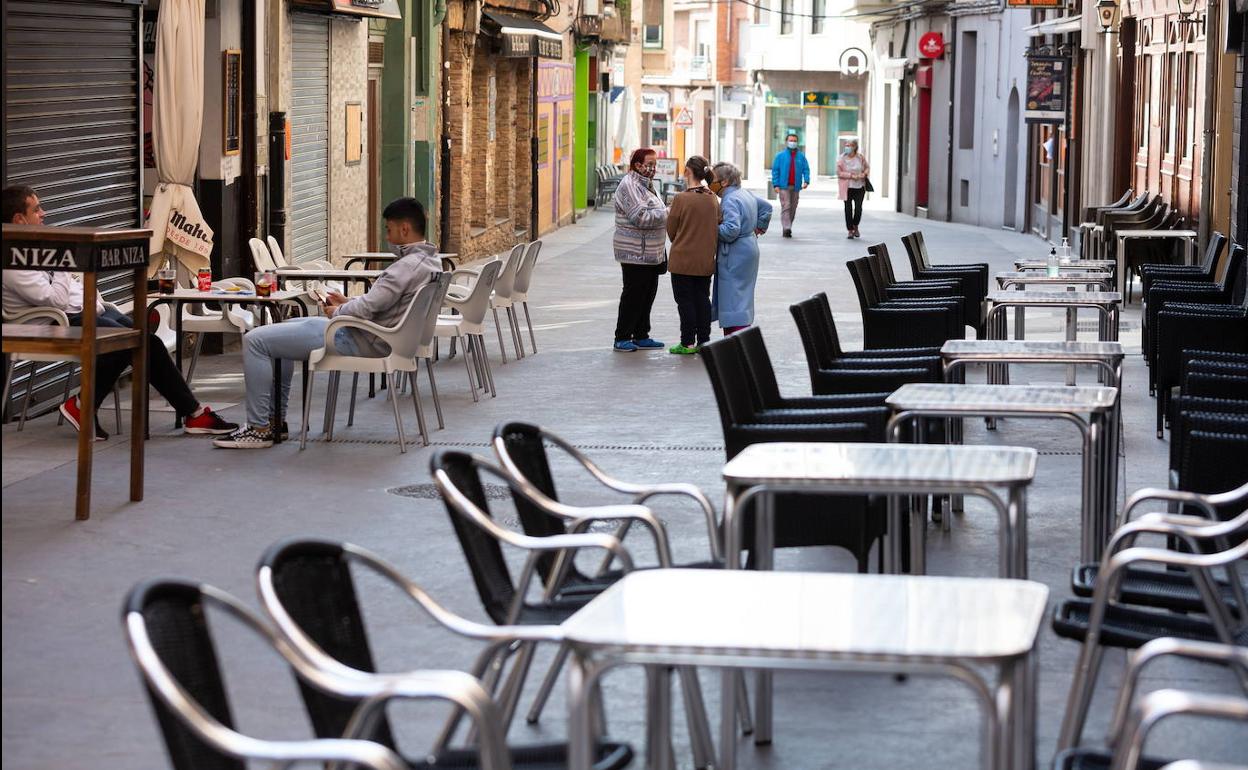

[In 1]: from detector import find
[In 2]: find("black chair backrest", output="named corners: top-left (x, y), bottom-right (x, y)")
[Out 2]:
top-left (261, 539), bottom-right (399, 748)
top-left (1202, 231), bottom-right (1229, 274)
top-left (1228, 245), bottom-right (1247, 306)
top-left (866, 243), bottom-right (900, 286)
top-left (430, 450), bottom-right (517, 625)
top-left (789, 299), bottom-right (830, 384)
top-left (790, 295), bottom-right (841, 371)
top-left (735, 326), bottom-right (783, 410)
top-left (698, 336), bottom-right (760, 429)
top-left (901, 231), bottom-right (930, 270)
top-left (492, 421), bottom-right (575, 584)
top-left (847, 257), bottom-right (883, 307)
top-left (126, 580), bottom-right (246, 770)
top-left (1214, 241), bottom-right (1244, 289)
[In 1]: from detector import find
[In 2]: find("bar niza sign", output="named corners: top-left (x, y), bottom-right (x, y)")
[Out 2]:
top-left (4, 239), bottom-right (148, 272)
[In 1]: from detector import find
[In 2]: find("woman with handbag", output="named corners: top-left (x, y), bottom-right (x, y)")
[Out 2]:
top-left (612, 147), bottom-right (669, 352)
top-left (836, 139), bottom-right (870, 239)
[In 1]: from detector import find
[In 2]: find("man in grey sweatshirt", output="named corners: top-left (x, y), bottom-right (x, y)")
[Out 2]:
top-left (215, 198), bottom-right (441, 449)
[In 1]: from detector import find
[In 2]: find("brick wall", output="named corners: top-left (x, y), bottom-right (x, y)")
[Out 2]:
top-left (1234, 18), bottom-right (1246, 244)
top-left (444, 37), bottom-right (534, 259)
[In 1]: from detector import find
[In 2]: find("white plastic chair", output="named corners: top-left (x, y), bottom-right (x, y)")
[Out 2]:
top-left (256, 236), bottom-right (341, 296)
top-left (173, 264), bottom-right (256, 384)
top-left (447, 243), bottom-right (526, 361)
top-left (2, 305), bottom-right (122, 432)
top-left (436, 260), bottom-right (503, 402)
top-left (301, 274), bottom-right (451, 452)
top-left (511, 239), bottom-right (541, 354)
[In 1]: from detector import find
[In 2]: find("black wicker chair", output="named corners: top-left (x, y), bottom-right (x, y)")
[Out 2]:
top-left (735, 325), bottom-right (894, 411)
top-left (869, 242), bottom-right (984, 337)
top-left (1148, 294), bottom-right (1248, 437)
top-left (255, 538), bottom-right (636, 770)
top-left (698, 335), bottom-right (887, 572)
top-left (1143, 243), bottom-right (1245, 362)
top-left (1139, 231), bottom-right (1228, 300)
top-left (900, 231), bottom-right (989, 303)
top-left (846, 257), bottom-right (965, 349)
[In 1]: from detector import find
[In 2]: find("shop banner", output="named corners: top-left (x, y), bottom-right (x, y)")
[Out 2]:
top-left (1024, 56), bottom-right (1067, 123)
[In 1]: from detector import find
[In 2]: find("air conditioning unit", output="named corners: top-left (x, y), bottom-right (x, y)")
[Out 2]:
top-left (583, 0), bottom-right (601, 16)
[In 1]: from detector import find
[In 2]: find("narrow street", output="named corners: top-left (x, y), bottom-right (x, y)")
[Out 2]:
top-left (3, 198), bottom-right (1243, 768)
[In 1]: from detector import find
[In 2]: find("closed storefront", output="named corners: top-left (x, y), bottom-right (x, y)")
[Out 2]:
top-left (288, 14), bottom-right (330, 264)
top-left (2, 0), bottom-right (143, 417)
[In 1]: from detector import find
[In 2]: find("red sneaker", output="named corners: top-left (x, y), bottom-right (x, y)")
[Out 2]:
top-left (58, 397), bottom-right (108, 441)
top-left (183, 406), bottom-right (239, 435)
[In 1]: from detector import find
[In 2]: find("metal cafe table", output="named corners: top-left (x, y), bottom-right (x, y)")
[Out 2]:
top-left (274, 267), bottom-right (383, 290)
top-left (146, 288), bottom-right (310, 442)
top-left (886, 383), bottom-right (1119, 566)
top-left (995, 271), bottom-right (1113, 291)
top-left (941, 339), bottom-right (1125, 388)
top-left (1014, 257), bottom-right (1114, 272)
top-left (986, 289), bottom-right (1121, 344)
top-left (1114, 228), bottom-right (1197, 296)
top-left (562, 569), bottom-right (1049, 770)
top-left (2, 224), bottom-right (151, 520)
top-left (342, 251), bottom-right (460, 271)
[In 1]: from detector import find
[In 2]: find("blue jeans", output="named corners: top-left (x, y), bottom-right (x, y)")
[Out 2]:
top-left (242, 317), bottom-right (376, 426)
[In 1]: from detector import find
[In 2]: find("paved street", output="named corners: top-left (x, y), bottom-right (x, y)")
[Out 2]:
top-left (3, 193), bottom-right (1244, 768)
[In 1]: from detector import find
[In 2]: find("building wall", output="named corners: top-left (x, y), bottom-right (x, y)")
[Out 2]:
top-left (329, 17), bottom-right (369, 261)
top-left (1235, 12), bottom-right (1247, 244)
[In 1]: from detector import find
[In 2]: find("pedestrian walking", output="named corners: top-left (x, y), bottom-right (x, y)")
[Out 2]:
top-left (837, 139), bottom-right (870, 239)
top-left (665, 156), bottom-right (720, 355)
top-left (612, 148), bottom-right (669, 352)
top-left (710, 162), bottom-right (772, 335)
top-left (770, 132), bottom-right (810, 238)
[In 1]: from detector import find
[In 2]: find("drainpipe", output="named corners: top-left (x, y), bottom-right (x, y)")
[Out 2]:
top-left (1197, 0), bottom-right (1220, 256)
top-left (945, 15), bottom-right (957, 222)
top-left (268, 112), bottom-right (287, 247)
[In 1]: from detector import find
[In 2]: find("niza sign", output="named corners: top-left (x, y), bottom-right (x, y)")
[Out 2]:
top-left (4, 240), bottom-right (149, 272)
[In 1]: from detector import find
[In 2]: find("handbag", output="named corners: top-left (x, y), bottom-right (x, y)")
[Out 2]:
top-left (863, 176), bottom-right (875, 193)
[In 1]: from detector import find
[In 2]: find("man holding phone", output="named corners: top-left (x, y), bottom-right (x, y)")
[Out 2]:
top-left (214, 197), bottom-right (441, 449)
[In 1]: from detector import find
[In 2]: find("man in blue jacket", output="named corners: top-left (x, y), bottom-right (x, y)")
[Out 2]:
top-left (770, 133), bottom-right (810, 238)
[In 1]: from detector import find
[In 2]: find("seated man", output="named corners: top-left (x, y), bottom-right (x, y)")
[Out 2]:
top-left (1, 185), bottom-right (236, 440)
top-left (213, 197), bottom-right (441, 449)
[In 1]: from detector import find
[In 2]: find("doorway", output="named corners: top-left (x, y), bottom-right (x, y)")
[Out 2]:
top-left (367, 72), bottom-right (381, 250)
top-left (1003, 87), bottom-right (1020, 229)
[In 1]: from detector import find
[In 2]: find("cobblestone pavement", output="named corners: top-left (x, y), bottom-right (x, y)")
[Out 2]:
top-left (4, 192), bottom-right (1244, 768)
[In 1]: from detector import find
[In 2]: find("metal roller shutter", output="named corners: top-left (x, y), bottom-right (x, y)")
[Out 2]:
top-left (289, 15), bottom-right (330, 264)
top-left (2, 0), bottom-right (142, 419)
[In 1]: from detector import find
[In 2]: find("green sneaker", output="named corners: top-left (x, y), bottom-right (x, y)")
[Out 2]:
top-left (669, 344), bottom-right (698, 355)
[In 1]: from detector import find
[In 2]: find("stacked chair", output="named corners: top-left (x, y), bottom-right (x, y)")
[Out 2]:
top-left (1143, 241), bottom-right (1247, 437)
top-left (1101, 194), bottom-right (1164, 267)
top-left (869, 241), bottom-right (985, 337)
top-left (1050, 484), bottom-right (1248, 767)
top-left (1086, 191), bottom-right (1151, 260)
top-left (846, 256), bottom-right (967, 349)
top-left (1139, 232), bottom-right (1227, 302)
top-left (900, 230), bottom-right (989, 317)
top-left (1076, 188), bottom-right (1133, 257)
top-left (1120, 208), bottom-right (1186, 303)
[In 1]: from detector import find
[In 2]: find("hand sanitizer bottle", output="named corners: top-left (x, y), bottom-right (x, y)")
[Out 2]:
top-left (1060, 237), bottom-right (1071, 260)
top-left (1047, 247), bottom-right (1060, 277)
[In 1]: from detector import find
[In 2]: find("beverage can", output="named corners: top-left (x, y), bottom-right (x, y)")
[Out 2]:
top-left (196, 268), bottom-right (212, 292)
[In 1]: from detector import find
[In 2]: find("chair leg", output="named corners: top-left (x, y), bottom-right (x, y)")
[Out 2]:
top-left (492, 306), bottom-right (508, 364)
top-left (1056, 643), bottom-right (1108, 751)
top-left (1, 358), bottom-right (15, 424)
top-left (408, 367), bottom-right (429, 446)
top-left (386, 370), bottom-right (407, 454)
top-left (522, 301), bottom-right (537, 353)
top-left (17, 362), bottom-right (39, 431)
top-left (112, 384), bottom-right (123, 435)
top-left (425, 358), bottom-right (444, 429)
top-left (477, 335), bottom-right (497, 397)
top-left (494, 641), bottom-right (538, 735)
top-left (300, 372), bottom-right (315, 449)
top-left (185, 331), bottom-right (206, 385)
top-left (347, 372), bottom-right (359, 427)
top-left (525, 641), bottom-right (572, 724)
top-left (1156, 387), bottom-right (1165, 439)
top-left (461, 335), bottom-right (479, 403)
top-left (324, 371), bottom-right (340, 441)
top-left (507, 306), bottom-right (525, 359)
top-left (677, 665), bottom-right (716, 769)
top-left (55, 369), bottom-right (73, 427)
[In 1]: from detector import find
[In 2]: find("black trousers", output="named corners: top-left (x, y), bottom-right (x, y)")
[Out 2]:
top-left (614, 262), bottom-right (664, 342)
top-left (670, 273), bottom-right (712, 346)
top-left (70, 306), bottom-right (198, 416)
top-left (843, 186), bottom-right (866, 229)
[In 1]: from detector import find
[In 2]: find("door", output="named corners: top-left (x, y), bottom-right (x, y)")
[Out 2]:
top-left (1004, 87), bottom-right (1020, 229)
top-left (289, 15), bottom-right (330, 263)
top-left (367, 73), bottom-right (380, 251)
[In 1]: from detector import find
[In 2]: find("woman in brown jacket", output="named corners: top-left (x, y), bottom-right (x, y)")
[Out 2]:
top-left (665, 156), bottom-right (719, 354)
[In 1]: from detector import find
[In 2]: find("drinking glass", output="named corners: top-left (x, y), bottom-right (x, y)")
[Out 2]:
top-left (157, 268), bottom-right (177, 295)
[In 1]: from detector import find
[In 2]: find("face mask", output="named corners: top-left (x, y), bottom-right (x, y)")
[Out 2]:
top-left (786, 141), bottom-right (798, 149)
top-left (709, 181), bottom-right (723, 196)
top-left (639, 166), bottom-right (657, 179)
top-left (390, 240), bottom-right (418, 257)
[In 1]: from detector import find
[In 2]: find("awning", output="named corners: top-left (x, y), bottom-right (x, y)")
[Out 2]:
top-left (1024, 14), bottom-right (1081, 37)
top-left (482, 11), bottom-right (563, 60)
top-left (288, 0), bottom-right (402, 20)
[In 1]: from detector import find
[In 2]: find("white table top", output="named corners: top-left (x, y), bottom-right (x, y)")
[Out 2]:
top-left (988, 289), bottom-right (1121, 305)
top-left (561, 570), bottom-right (1049, 661)
top-left (722, 442), bottom-right (1037, 487)
top-left (1014, 259), bottom-right (1114, 270)
top-left (151, 288), bottom-right (305, 302)
top-left (275, 268), bottom-right (384, 280)
top-left (1115, 229), bottom-right (1197, 239)
top-left (996, 271), bottom-right (1110, 282)
top-left (887, 383), bottom-right (1118, 413)
top-left (941, 339), bottom-right (1124, 359)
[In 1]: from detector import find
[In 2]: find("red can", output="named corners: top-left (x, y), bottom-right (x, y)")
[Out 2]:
top-left (196, 267), bottom-right (212, 292)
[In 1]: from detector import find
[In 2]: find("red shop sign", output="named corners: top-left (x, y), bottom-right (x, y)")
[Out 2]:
top-left (918, 32), bottom-right (945, 59)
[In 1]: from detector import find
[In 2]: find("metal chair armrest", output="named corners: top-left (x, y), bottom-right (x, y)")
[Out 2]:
top-left (1118, 485), bottom-right (1227, 527)
top-left (1112, 689), bottom-right (1248, 770)
top-left (565, 504), bottom-right (674, 567)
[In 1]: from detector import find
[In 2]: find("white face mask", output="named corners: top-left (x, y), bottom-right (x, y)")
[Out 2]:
top-left (786, 140), bottom-right (798, 149)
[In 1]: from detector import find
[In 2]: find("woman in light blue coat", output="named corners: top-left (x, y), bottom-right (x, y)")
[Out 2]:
top-left (710, 162), bottom-right (772, 334)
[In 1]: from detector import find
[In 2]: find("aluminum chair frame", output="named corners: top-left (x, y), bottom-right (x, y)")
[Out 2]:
top-left (1112, 689), bottom-right (1248, 770)
top-left (448, 244), bottom-right (527, 362)
top-left (124, 578), bottom-right (462, 770)
top-left (1057, 507), bottom-right (1248, 751)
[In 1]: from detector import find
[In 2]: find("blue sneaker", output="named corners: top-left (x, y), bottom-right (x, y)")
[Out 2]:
top-left (633, 338), bottom-right (665, 349)
top-left (613, 340), bottom-right (639, 352)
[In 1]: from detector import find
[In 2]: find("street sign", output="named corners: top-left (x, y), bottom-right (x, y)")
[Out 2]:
top-left (800, 91), bottom-right (854, 107)
top-left (839, 47), bottom-right (868, 75)
top-left (673, 107), bottom-right (694, 129)
top-left (918, 31), bottom-right (945, 59)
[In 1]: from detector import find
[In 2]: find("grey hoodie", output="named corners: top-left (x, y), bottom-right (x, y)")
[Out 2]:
top-left (336, 241), bottom-right (441, 355)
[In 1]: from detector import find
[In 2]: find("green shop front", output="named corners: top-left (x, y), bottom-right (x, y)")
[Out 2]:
top-left (763, 89), bottom-right (860, 177)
